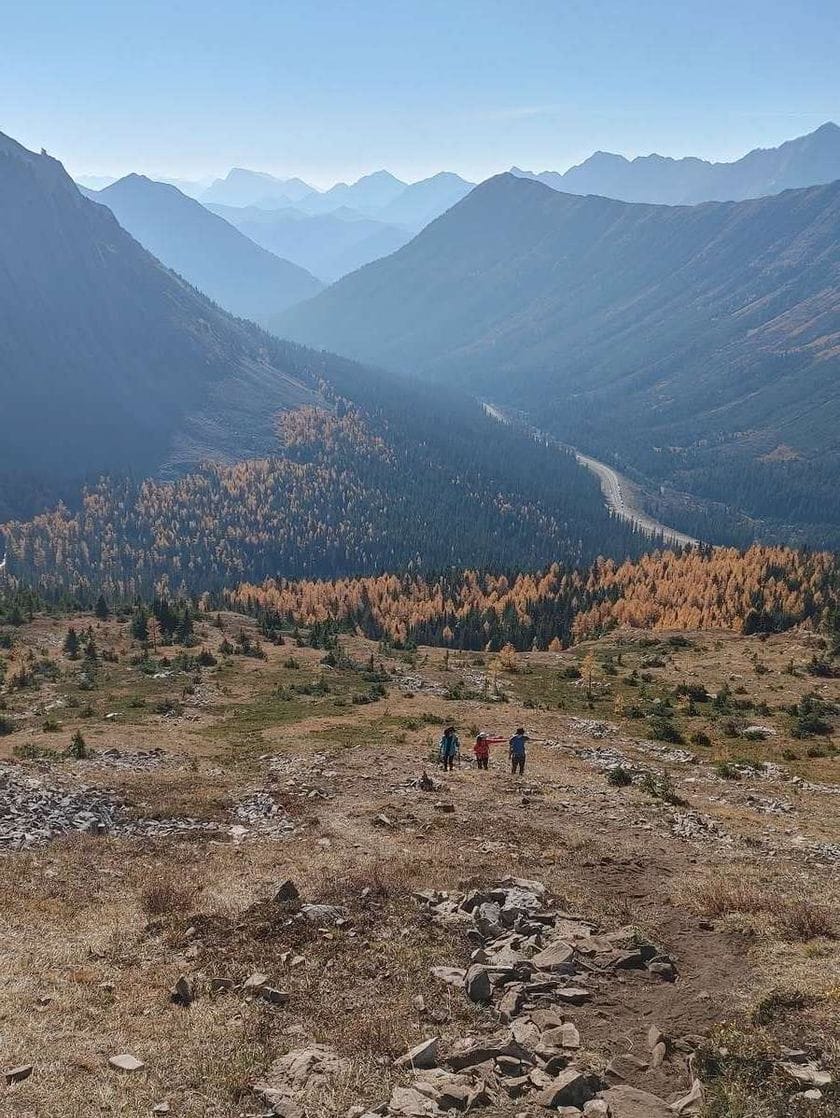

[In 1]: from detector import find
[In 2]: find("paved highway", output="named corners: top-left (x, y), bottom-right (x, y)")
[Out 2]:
top-left (482, 401), bottom-right (699, 547)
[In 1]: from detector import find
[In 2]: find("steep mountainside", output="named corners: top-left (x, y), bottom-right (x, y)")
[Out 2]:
top-left (206, 203), bottom-right (412, 281)
top-left (513, 122), bottom-right (840, 204)
top-left (91, 175), bottom-right (322, 322)
top-left (277, 173), bottom-right (840, 542)
top-left (0, 133), bottom-right (321, 519)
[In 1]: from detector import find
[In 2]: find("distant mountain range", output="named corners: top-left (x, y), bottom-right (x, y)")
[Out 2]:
top-left (276, 171), bottom-right (840, 543)
top-left (206, 203), bottom-right (413, 282)
top-left (198, 171), bottom-right (474, 280)
top-left (200, 168), bottom-right (474, 231)
top-left (73, 123), bottom-right (840, 292)
top-left (512, 122), bottom-right (840, 204)
top-left (75, 166), bottom-right (476, 284)
top-left (202, 167), bottom-right (316, 208)
top-left (85, 174), bottom-right (322, 323)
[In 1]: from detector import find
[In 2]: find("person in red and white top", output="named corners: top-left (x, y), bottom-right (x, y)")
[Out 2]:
top-left (473, 730), bottom-right (506, 770)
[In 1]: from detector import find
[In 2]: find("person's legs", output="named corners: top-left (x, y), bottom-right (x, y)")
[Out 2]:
top-left (513, 756), bottom-right (525, 775)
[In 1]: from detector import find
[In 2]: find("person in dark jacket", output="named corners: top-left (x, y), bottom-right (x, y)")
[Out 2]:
top-left (509, 728), bottom-right (529, 775)
top-left (439, 726), bottom-right (460, 771)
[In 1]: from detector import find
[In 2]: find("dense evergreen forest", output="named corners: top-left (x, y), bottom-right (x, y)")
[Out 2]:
top-left (227, 546), bottom-right (836, 651)
top-left (1, 385), bottom-right (646, 598)
top-left (624, 445), bottom-right (840, 550)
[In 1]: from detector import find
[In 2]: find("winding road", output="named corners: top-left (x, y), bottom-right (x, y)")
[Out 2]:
top-left (482, 401), bottom-right (699, 547)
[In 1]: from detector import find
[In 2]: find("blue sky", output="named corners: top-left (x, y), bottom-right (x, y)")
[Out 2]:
top-left (3, 0), bottom-right (839, 186)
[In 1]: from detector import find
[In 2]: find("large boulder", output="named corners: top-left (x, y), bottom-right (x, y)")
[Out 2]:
top-left (601, 1085), bottom-right (672, 1117)
top-left (535, 1068), bottom-right (595, 1109)
top-left (395, 1037), bottom-right (439, 1070)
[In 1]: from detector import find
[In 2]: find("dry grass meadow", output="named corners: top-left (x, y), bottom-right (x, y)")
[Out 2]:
top-left (1, 612), bottom-right (838, 1116)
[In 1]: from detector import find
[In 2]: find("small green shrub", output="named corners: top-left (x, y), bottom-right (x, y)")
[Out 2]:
top-left (607, 765), bottom-right (633, 787)
top-left (68, 730), bottom-right (87, 759)
top-left (715, 761), bottom-right (741, 781)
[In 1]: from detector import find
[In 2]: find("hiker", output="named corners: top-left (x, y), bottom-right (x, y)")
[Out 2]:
top-left (439, 725), bottom-right (460, 771)
top-left (509, 727), bottom-right (529, 775)
top-left (473, 730), bottom-right (505, 770)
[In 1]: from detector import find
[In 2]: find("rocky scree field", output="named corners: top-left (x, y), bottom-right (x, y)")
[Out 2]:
top-left (0, 611), bottom-right (838, 1116)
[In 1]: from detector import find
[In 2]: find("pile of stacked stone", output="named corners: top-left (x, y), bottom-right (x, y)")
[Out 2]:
top-left (0, 762), bottom-right (120, 848)
top-left (254, 878), bottom-right (702, 1117)
top-left (361, 877), bottom-right (698, 1115)
top-left (0, 761), bottom-right (292, 849)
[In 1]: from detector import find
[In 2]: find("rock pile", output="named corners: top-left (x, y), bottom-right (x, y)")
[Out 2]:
top-left (346, 878), bottom-right (701, 1116)
top-left (0, 762), bottom-right (293, 849)
top-left (254, 1045), bottom-right (352, 1117)
top-left (0, 762), bottom-right (120, 848)
top-left (231, 791), bottom-right (296, 839)
top-left (84, 747), bottom-right (171, 771)
top-left (668, 811), bottom-right (731, 845)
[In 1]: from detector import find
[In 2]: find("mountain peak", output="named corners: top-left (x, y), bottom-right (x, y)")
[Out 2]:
top-left (92, 170), bottom-right (322, 322)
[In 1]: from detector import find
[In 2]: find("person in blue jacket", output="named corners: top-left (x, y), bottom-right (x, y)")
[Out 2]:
top-left (439, 726), bottom-right (460, 771)
top-left (509, 727), bottom-right (529, 775)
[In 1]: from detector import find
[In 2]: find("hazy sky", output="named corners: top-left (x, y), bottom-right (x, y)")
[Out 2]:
top-left (3, 0), bottom-right (839, 187)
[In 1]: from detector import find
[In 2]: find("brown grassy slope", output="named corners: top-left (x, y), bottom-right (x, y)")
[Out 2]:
top-left (0, 613), bottom-right (838, 1116)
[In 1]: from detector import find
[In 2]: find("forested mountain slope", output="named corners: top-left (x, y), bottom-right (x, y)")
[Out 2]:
top-left (277, 173), bottom-right (840, 543)
top-left (0, 132), bottom-right (328, 520)
top-left (3, 383), bottom-right (647, 597)
top-left (91, 175), bottom-right (323, 323)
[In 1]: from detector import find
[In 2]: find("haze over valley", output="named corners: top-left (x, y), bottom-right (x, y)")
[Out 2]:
top-left (3, 6), bottom-right (840, 1115)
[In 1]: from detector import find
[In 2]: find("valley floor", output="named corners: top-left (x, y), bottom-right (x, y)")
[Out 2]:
top-left (0, 614), bottom-right (838, 1116)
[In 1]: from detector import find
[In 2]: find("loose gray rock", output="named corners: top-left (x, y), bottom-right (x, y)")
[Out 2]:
top-left (534, 1068), bottom-right (594, 1109)
top-left (300, 903), bottom-right (348, 925)
top-left (386, 1084), bottom-right (440, 1115)
top-left (108, 1053), bottom-right (145, 1072)
top-left (669, 1078), bottom-right (703, 1113)
top-left (274, 879), bottom-right (300, 905)
top-left (4, 1064), bottom-right (33, 1084)
top-left (605, 1054), bottom-right (649, 1082)
top-left (650, 1041), bottom-right (667, 1068)
top-left (779, 1061), bottom-right (832, 1087)
top-left (464, 963), bottom-right (492, 1002)
top-left (170, 975), bottom-right (193, 1007)
top-left (259, 986), bottom-right (289, 1006)
top-left (602, 1085), bottom-right (672, 1117)
top-left (395, 1036), bottom-right (439, 1070)
top-left (531, 940), bottom-right (575, 971)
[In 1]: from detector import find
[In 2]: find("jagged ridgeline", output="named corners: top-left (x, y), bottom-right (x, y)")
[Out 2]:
top-left (226, 546), bottom-right (837, 651)
top-left (1, 387), bottom-right (646, 597)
